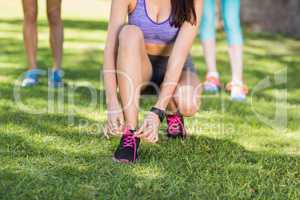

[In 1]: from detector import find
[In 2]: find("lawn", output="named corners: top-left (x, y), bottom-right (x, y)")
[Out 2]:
top-left (0, 1), bottom-right (300, 199)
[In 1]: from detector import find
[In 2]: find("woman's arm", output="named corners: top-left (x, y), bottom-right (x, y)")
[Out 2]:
top-left (103, 0), bottom-right (131, 108)
top-left (136, 0), bottom-right (203, 143)
top-left (154, 0), bottom-right (203, 111)
top-left (103, 0), bottom-right (133, 136)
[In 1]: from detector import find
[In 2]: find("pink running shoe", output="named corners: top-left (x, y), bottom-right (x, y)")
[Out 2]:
top-left (203, 75), bottom-right (221, 93)
top-left (166, 113), bottom-right (187, 139)
top-left (113, 128), bottom-right (140, 163)
top-left (226, 81), bottom-right (249, 101)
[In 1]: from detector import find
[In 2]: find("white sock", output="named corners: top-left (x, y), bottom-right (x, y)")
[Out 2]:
top-left (232, 80), bottom-right (243, 86)
top-left (207, 71), bottom-right (220, 79)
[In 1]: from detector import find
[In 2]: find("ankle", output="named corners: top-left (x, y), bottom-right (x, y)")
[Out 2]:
top-left (125, 124), bottom-right (137, 132)
top-left (167, 111), bottom-right (181, 116)
top-left (166, 110), bottom-right (178, 116)
top-left (28, 66), bottom-right (38, 71)
top-left (232, 79), bottom-right (243, 86)
top-left (207, 71), bottom-right (220, 79)
top-left (53, 67), bottom-right (62, 71)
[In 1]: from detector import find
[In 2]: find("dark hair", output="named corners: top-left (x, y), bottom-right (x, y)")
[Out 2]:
top-left (170, 0), bottom-right (197, 28)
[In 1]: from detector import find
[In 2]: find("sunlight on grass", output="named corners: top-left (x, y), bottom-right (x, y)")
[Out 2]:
top-left (133, 165), bottom-right (164, 180)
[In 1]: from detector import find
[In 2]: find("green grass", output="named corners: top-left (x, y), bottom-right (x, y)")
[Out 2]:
top-left (0, 1), bottom-right (300, 199)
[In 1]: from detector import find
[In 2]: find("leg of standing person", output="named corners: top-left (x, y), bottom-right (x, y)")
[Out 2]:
top-left (47, 0), bottom-right (64, 87)
top-left (47, 0), bottom-right (63, 70)
top-left (22, 0), bottom-right (38, 70)
top-left (221, 0), bottom-right (247, 100)
top-left (200, 0), bottom-right (221, 93)
top-left (21, 0), bottom-right (40, 87)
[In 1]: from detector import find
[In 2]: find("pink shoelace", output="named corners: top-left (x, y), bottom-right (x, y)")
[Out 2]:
top-left (167, 114), bottom-right (186, 136)
top-left (122, 129), bottom-right (136, 148)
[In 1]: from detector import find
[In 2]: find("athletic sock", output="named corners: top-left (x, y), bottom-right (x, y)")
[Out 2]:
top-left (207, 71), bottom-right (220, 79)
top-left (232, 80), bottom-right (243, 86)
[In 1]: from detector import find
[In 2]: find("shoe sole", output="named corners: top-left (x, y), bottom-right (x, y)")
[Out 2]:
top-left (231, 94), bottom-right (246, 102)
top-left (231, 97), bottom-right (246, 102)
top-left (112, 157), bottom-right (137, 164)
top-left (21, 83), bottom-right (37, 88)
top-left (21, 80), bottom-right (38, 87)
top-left (204, 87), bottom-right (220, 94)
top-left (167, 133), bottom-right (186, 139)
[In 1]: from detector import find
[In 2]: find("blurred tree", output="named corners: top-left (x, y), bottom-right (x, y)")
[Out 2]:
top-left (240, 0), bottom-right (300, 37)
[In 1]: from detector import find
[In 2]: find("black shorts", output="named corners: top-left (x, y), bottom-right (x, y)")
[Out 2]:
top-left (142, 54), bottom-right (197, 95)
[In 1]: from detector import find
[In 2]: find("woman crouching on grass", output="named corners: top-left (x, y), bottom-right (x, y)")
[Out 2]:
top-left (103, 0), bottom-right (203, 163)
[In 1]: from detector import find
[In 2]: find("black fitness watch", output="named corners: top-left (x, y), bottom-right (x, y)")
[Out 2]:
top-left (150, 107), bottom-right (165, 122)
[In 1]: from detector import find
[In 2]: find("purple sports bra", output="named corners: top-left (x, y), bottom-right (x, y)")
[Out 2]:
top-left (128, 0), bottom-right (179, 44)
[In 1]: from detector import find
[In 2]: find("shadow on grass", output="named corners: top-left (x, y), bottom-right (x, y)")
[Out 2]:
top-left (0, 81), bottom-right (105, 104)
top-left (0, 135), bottom-right (299, 199)
top-left (0, 111), bottom-right (102, 141)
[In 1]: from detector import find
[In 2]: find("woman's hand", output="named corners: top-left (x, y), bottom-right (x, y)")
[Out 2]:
top-left (136, 112), bottom-right (160, 143)
top-left (104, 103), bottom-right (124, 138)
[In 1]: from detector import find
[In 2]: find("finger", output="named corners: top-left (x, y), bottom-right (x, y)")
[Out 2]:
top-left (108, 122), bottom-right (120, 136)
top-left (140, 131), bottom-right (152, 141)
top-left (153, 137), bottom-right (159, 143)
top-left (153, 133), bottom-right (159, 143)
top-left (141, 128), bottom-right (154, 142)
top-left (108, 124), bottom-right (116, 136)
top-left (116, 118), bottom-right (124, 133)
top-left (137, 130), bottom-right (150, 139)
top-left (107, 122), bottom-right (118, 137)
top-left (146, 130), bottom-right (156, 141)
top-left (146, 132), bottom-right (157, 144)
top-left (115, 127), bottom-right (123, 136)
top-left (144, 125), bottom-right (159, 143)
top-left (108, 120), bottom-right (114, 131)
top-left (111, 121), bottom-right (118, 131)
top-left (137, 123), bottom-right (152, 138)
top-left (136, 124), bottom-right (146, 136)
top-left (103, 125), bottom-right (110, 139)
top-left (110, 120), bottom-right (122, 135)
top-left (143, 122), bottom-right (156, 137)
top-left (118, 116), bottom-right (125, 127)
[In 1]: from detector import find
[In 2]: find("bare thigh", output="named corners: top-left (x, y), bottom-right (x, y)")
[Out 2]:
top-left (47, 0), bottom-right (62, 11)
top-left (117, 25), bottom-right (153, 91)
top-left (22, 0), bottom-right (38, 19)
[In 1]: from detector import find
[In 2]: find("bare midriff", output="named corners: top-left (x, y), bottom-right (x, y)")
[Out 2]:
top-left (145, 43), bottom-right (173, 56)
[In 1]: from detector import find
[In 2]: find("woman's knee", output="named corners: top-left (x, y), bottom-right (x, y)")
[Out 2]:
top-left (223, 15), bottom-right (243, 45)
top-left (178, 102), bottom-right (199, 117)
top-left (175, 85), bottom-right (201, 117)
top-left (118, 25), bottom-right (143, 47)
top-left (24, 9), bottom-right (38, 25)
top-left (47, 8), bottom-right (62, 26)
